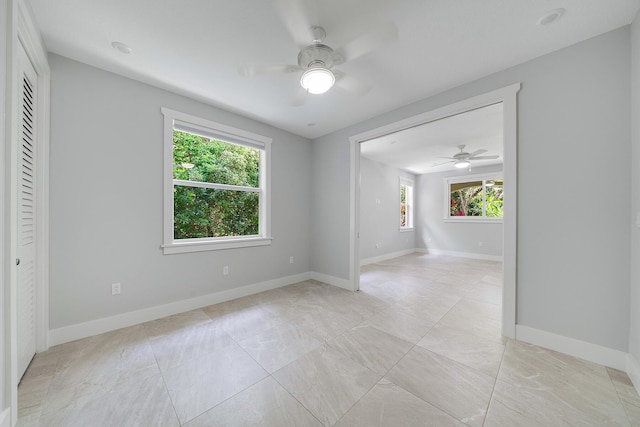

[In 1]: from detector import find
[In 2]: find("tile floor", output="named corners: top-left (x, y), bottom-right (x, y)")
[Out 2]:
top-left (17, 253), bottom-right (640, 426)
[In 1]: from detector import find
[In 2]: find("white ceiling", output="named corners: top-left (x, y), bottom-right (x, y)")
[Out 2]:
top-left (361, 103), bottom-right (503, 175)
top-left (27, 0), bottom-right (640, 139)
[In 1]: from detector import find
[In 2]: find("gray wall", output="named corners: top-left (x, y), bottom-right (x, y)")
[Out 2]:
top-left (1, 0), bottom-right (8, 414)
top-left (359, 157), bottom-right (416, 260)
top-left (311, 27), bottom-right (631, 351)
top-left (49, 54), bottom-right (312, 329)
top-left (416, 164), bottom-right (503, 257)
top-left (630, 13), bottom-right (640, 365)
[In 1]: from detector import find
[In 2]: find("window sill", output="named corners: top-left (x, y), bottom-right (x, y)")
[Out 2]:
top-left (162, 237), bottom-right (272, 255)
top-left (443, 218), bottom-right (503, 224)
top-left (399, 227), bottom-right (414, 233)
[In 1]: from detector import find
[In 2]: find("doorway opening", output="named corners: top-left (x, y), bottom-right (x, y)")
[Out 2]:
top-left (349, 84), bottom-right (519, 338)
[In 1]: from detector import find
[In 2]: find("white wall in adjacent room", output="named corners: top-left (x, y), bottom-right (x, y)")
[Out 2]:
top-left (359, 157), bottom-right (416, 261)
top-left (415, 164), bottom-right (503, 258)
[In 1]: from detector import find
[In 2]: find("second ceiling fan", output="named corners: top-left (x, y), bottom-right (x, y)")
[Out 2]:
top-left (436, 145), bottom-right (500, 169)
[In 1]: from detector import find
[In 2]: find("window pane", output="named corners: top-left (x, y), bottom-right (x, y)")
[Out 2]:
top-left (174, 185), bottom-right (259, 239)
top-left (450, 182), bottom-right (483, 216)
top-left (485, 183), bottom-right (503, 218)
top-left (173, 130), bottom-right (259, 187)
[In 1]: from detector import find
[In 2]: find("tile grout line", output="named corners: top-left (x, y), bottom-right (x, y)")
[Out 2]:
top-left (481, 338), bottom-right (509, 427)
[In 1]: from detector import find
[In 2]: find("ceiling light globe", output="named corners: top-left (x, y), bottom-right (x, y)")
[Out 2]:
top-left (454, 160), bottom-right (470, 169)
top-left (300, 67), bottom-right (335, 94)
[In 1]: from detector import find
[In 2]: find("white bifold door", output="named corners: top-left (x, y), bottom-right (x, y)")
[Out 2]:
top-left (17, 43), bottom-right (38, 380)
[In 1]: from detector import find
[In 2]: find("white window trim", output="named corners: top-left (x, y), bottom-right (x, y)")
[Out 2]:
top-left (161, 107), bottom-right (272, 254)
top-left (444, 172), bottom-right (503, 223)
top-left (399, 176), bottom-right (414, 231)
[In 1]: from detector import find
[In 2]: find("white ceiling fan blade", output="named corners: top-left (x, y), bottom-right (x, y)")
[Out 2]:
top-left (273, 0), bottom-right (315, 47)
top-left (467, 149), bottom-right (487, 157)
top-left (468, 155), bottom-right (500, 160)
top-left (239, 64), bottom-right (300, 78)
top-left (291, 87), bottom-right (307, 107)
top-left (433, 160), bottom-right (455, 166)
top-left (334, 72), bottom-right (371, 96)
top-left (336, 22), bottom-right (398, 62)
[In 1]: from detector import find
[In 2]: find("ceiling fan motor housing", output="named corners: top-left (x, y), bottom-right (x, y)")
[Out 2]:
top-left (297, 44), bottom-right (340, 69)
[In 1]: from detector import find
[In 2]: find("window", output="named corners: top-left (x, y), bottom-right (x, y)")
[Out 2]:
top-left (400, 177), bottom-right (414, 230)
top-left (445, 174), bottom-right (503, 221)
top-left (162, 108), bottom-right (271, 254)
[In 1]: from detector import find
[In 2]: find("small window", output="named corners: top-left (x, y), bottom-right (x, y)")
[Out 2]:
top-left (162, 108), bottom-right (271, 254)
top-left (445, 174), bottom-right (503, 221)
top-left (400, 177), bottom-right (414, 230)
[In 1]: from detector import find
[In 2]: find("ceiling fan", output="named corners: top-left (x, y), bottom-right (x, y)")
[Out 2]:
top-left (436, 145), bottom-right (500, 169)
top-left (238, 0), bottom-right (398, 106)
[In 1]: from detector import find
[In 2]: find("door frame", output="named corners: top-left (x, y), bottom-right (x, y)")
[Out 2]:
top-left (4, 1), bottom-right (50, 423)
top-left (348, 84), bottom-right (520, 339)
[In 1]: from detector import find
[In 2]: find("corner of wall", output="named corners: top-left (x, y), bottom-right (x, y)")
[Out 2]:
top-left (628, 352), bottom-right (640, 394)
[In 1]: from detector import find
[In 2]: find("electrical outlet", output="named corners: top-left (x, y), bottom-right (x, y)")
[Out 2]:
top-left (478, 241), bottom-right (484, 247)
top-left (289, 256), bottom-right (294, 264)
top-left (111, 282), bottom-right (121, 295)
top-left (223, 266), bottom-right (229, 275)
top-left (375, 242), bottom-right (381, 249)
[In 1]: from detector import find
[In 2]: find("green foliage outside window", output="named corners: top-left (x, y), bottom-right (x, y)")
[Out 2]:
top-left (450, 180), bottom-right (503, 218)
top-left (172, 130), bottom-right (260, 239)
top-left (400, 184), bottom-right (407, 227)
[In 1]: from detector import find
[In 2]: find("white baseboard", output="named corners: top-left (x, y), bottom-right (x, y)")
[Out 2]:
top-left (628, 353), bottom-right (640, 394)
top-left (416, 247), bottom-right (502, 262)
top-left (360, 249), bottom-right (416, 266)
top-left (49, 272), bottom-right (312, 346)
top-left (0, 407), bottom-right (10, 427)
top-left (515, 325), bottom-right (628, 371)
top-left (310, 272), bottom-right (354, 291)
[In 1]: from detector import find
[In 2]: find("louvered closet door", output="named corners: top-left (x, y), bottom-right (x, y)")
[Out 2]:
top-left (17, 44), bottom-right (38, 380)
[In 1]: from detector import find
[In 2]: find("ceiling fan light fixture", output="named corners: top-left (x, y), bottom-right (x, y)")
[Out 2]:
top-left (454, 160), bottom-right (470, 169)
top-left (300, 65), bottom-right (335, 94)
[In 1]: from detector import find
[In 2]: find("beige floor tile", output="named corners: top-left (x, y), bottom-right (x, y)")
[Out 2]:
top-left (203, 302), bottom-right (287, 341)
top-left (161, 342), bottom-right (268, 424)
top-left (500, 340), bottom-right (613, 390)
top-left (238, 321), bottom-right (324, 373)
top-left (435, 300), bottom-right (503, 344)
top-left (465, 282), bottom-right (502, 306)
top-left (273, 344), bottom-right (381, 426)
top-left (494, 341), bottom-right (630, 425)
top-left (335, 379), bottom-right (466, 427)
top-left (185, 377), bottom-right (322, 427)
top-left (394, 292), bottom-right (463, 325)
top-left (385, 346), bottom-right (494, 427)
top-left (39, 365), bottom-right (179, 427)
top-left (328, 324), bottom-right (413, 375)
top-left (363, 308), bottom-right (435, 344)
top-left (149, 321), bottom-right (235, 371)
top-left (286, 306), bottom-right (365, 340)
top-left (450, 297), bottom-right (502, 322)
top-left (42, 326), bottom-right (157, 415)
top-left (417, 323), bottom-right (505, 377)
top-left (142, 308), bottom-right (212, 340)
top-left (485, 377), bottom-right (630, 427)
top-left (608, 368), bottom-right (640, 425)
